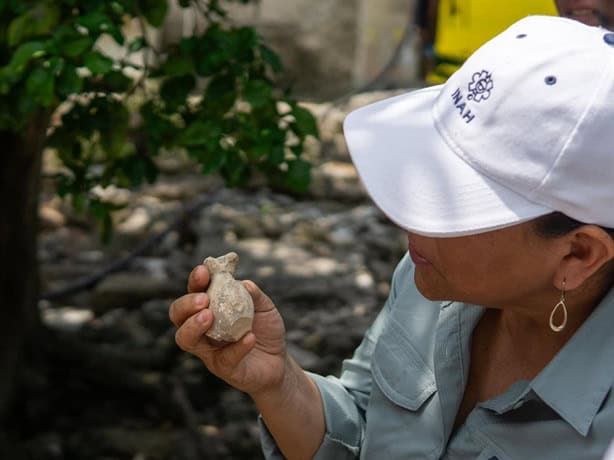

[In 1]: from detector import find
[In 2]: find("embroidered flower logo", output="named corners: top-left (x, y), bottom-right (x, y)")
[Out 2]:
top-left (467, 70), bottom-right (493, 102)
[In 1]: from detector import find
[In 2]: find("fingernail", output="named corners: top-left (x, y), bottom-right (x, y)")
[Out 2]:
top-left (195, 293), bottom-right (206, 306)
top-left (197, 309), bottom-right (210, 324)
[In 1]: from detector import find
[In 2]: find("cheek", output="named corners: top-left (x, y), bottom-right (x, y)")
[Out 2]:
top-left (431, 245), bottom-right (517, 299)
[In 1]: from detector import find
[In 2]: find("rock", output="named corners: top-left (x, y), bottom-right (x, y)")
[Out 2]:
top-left (310, 161), bottom-right (367, 202)
top-left (91, 184), bottom-right (132, 207)
top-left (141, 299), bottom-right (174, 333)
top-left (204, 252), bottom-right (254, 343)
top-left (91, 272), bottom-right (182, 311)
top-left (116, 207), bottom-right (152, 235)
top-left (41, 306), bottom-right (94, 332)
top-left (34, 89), bottom-right (413, 459)
top-left (39, 205), bottom-right (66, 230)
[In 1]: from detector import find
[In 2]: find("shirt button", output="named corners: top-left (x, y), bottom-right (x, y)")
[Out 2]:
top-left (604, 33), bottom-right (614, 46)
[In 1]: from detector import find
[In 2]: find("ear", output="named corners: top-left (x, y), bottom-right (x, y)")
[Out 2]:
top-left (554, 226), bottom-right (614, 290)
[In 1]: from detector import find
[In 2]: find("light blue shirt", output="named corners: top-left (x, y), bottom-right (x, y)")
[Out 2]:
top-left (260, 253), bottom-right (614, 459)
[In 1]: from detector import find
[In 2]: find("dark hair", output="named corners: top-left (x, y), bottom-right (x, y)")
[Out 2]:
top-left (534, 212), bottom-right (614, 239)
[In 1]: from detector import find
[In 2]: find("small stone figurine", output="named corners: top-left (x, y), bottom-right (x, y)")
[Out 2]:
top-left (204, 252), bottom-right (254, 343)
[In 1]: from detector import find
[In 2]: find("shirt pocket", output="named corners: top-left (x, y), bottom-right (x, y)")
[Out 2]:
top-left (475, 448), bottom-right (508, 460)
top-left (363, 315), bottom-right (442, 458)
top-left (371, 314), bottom-right (437, 410)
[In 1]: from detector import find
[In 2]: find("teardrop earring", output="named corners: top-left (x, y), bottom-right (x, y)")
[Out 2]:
top-left (549, 279), bottom-right (567, 332)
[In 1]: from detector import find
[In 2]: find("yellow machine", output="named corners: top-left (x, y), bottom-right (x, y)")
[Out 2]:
top-left (428, 0), bottom-right (558, 83)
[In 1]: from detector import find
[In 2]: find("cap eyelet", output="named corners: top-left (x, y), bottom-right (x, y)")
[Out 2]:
top-left (544, 76), bottom-right (557, 85)
top-left (516, 33), bottom-right (527, 39)
top-left (604, 33), bottom-right (614, 45)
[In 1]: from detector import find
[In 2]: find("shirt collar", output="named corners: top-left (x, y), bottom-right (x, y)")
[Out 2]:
top-left (529, 286), bottom-right (614, 436)
top-left (482, 286), bottom-right (614, 436)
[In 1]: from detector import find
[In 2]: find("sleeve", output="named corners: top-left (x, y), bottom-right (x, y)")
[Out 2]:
top-left (259, 253), bottom-right (412, 459)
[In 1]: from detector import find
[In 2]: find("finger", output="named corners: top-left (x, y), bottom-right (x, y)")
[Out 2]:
top-left (242, 280), bottom-right (275, 313)
top-left (212, 332), bottom-right (256, 370)
top-left (187, 264), bottom-right (210, 293)
top-left (174, 308), bottom-right (213, 352)
top-left (170, 293), bottom-right (209, 328)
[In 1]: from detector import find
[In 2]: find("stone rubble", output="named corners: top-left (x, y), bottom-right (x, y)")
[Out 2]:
top-left (33, 91), bottom-right (409, 459)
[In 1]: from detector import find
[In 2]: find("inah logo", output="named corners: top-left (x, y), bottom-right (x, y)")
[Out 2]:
top-left (451, 89), bottom-right (475, 124)
top-left (467, 70), bottom-right (493, 102)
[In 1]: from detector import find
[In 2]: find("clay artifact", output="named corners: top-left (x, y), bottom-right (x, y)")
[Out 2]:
top-left (204, 252), bottom-right (254, 343)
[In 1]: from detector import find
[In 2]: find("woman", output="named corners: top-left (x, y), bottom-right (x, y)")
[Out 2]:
top-left (555, 0), bottom-right (610, 26)
top-left (170, 16), bottom-right (614, 459)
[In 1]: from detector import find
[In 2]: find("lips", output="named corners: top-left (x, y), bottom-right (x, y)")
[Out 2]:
top-left (408, 240), bottom-right (431, 266)
top-left (564, 7), bottom-right (602, 25)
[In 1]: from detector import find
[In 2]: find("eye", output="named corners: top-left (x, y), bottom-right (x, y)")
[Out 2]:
top-left (544, 76), bottom-right (557, 85)
top-left (516, 33), bottom-right (527, 39)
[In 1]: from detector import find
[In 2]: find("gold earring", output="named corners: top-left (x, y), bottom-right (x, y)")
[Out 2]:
top-left (549, 279), bottom-right (567, 332)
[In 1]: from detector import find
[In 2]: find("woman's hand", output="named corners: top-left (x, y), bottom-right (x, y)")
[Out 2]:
top-left (169, 264), bottom-right (288, 396)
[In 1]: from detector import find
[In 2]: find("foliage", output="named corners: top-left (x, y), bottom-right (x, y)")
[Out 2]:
top-left (0, 0), bottom-right (318, 240)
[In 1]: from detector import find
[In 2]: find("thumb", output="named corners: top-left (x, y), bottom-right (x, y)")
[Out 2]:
top-left (242, 280), bottom-right (275, 313)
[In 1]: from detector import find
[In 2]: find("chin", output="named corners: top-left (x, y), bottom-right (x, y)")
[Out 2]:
top-left (414, 274), bottom-right (446, 301)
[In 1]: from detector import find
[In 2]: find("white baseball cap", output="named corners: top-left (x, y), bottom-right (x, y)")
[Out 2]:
top-left (344, 16), bottom-right (614, 237)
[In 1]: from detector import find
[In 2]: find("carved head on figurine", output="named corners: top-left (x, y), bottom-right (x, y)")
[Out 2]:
top-left (204, 251), bottom-right (239, 276)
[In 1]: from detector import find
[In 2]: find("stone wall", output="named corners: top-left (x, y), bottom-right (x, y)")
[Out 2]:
top-left (102, 1), bottom-right (421, 100)
top-left (159, 0), bottom-right (420, 100)
top-left (229, 0), bottom-right (420, 99)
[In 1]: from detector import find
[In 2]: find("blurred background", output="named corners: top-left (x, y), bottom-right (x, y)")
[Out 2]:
top-left (1, 0), bottom-right (612, 459)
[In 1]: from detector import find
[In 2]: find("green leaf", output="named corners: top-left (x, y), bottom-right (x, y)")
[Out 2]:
top-left (221, 150), bottom-right (249, 186)
top-left (268, 144), bottom-right (285, 164)
top-left (77, 10), bottom-right (125, 44)
top-left (179, 37), bottom-right (196, 54)
top-left (106, 25), bottom-right (125, 46)
top-left (97, 100), bottom-right (130, 154)
top-left (17, 93), bottom-right (38, 117)
top-left (193, 29), bottom-right (232, 77)
top-left (181, 120), bottom-right (220, 147)
top-left (160, 74), bottom-right (195, 111)
top-left (128, 37), bottom-right (146, 53)
top-left (290, 144), bottom-right (303, 158)
top-left (139, 102), bottom-right (178, 151)
top-left (84, 51), bottom-right (114, 74)
top-left (178, 0), bottom-right (191, 6)
top-left (25, 66), bottom-right (55, 107)
top-left (186, 146), bottom-right (226, 174)
top-left (62, 37), bottom-right (94, 58)
top-left (123, 155), bottom-right (158, 186)
top-left (244, 79), bottom-right (271, 108)
top-left (160, 53), bottom-right (194, 77)
top-left (6, 41), bottom-right (46, 76)
top-left (47, 57), bottom-right (65, 75)
top-left (201, 148), bottom-right (227, 175)
top-left (259, 44), bottom-right (283, 72)
top-left (89, 199), bottom-right (115, 244)
top-left (139, 0), bottom-right (168, 27)
top-left (8, 3), bottom-right (61, 46)
top-left (291, 104), bottom-right (319, 139)
top-left (56, 64), bottom-right (83, 97)
top-left (284, 158), bottom-right (311, 193)
top-left (203, 73), bottom-right (236, 114)
top-left (77, 11), bottom-right (111, 33)
top-left (103, 70), bottom-right (132, 92)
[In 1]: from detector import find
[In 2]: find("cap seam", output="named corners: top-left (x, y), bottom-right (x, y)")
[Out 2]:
top-left (531, 46), bottom-right (614, 200)
top-left (432, 97), bottom-right (550, 210)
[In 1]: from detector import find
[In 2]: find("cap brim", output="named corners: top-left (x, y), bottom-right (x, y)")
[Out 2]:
top-left (344, 86), bottom-right (553, 237)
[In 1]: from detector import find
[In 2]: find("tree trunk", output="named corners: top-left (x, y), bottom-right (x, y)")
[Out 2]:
top-left (0, 113), bottom-right (49, 430)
